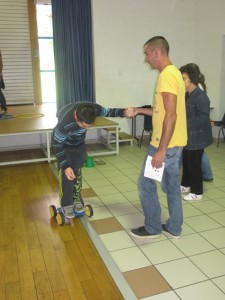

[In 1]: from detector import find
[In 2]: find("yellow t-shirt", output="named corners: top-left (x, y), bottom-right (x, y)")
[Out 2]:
top-left (151, 65), bottom-right (187, 148)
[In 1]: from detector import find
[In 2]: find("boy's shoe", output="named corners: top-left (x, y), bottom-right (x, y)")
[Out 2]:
top-left (162, 224), bottom-right (181, 239)
top-left (74, 201), bottom-right (84, 213)
top-left (183, 193), bottom-right (202, 201)
top-left (62, 205), bottom-right (75, 218)
top-left (1, 108), bottom-right (7, 114)
top-left (180, 186), bottom-right (190, 193)
top-left (130, 226), bottom-right (161, 239)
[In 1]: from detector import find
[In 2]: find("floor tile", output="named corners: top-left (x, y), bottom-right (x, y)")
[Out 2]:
top-left (200, 227), bottom-right (225, 248)
top-left (211, 178), bottom-right (225, 187)
top-left (90, 217), bottom-right (124, 234)
top-left (115, 182), bottom-right (138, 193)
top-left (215, 198), bottom-right (225, 208)
top-left (132, 200), bottom-right (143, 212)
top-left (123, 190), bottom-right (140, 202)
top-left (123, 266), bottom-right (172, 299)
top-left (107, 202), bottom-right (140, 216)
top-left (140, 240), bottom-right (185, 264)
top-left (171, 233), bottom-right (215, 256)
top-left (182, 203), bottom-right (203, 217)
top-left (191, 200), bottom-right (225, 213)
top-left (89, 206), bottom-right (112, 220)
top-left (141, 291), bottom-right (180, 300)
top-left (184, 214), bottom-right (222, 232)
top-left (116, 212), bottom-right (145, 229)
top-left (175, 280), bottom-right (225, 300)
top-left (81, 187), bottom-right (97, 198)
top-left (212, 275), bottom-right (225, 293)
top-left (181, 223), bottom-right (196, 236)
top-left (100, 193), bottom-right (128, 205)
top-left (100, 169), bottom-right (124, 179)
top-left (107, 175), bottom-right (132, 185)
top-left (120, 166), bottom-right (141, 175)
top-left (190, 250), bottom-right (225, 278)
top-left (204, 188), bottom-right (225, 199)
top-left (92, 185), bottom-right (119, 196)
top-left (110, 247), bottom-right (151, 272)
top-left (100, 230), bottom-right (136, 251)
top-left (155, 258), bottom-right (207, 289)
top-left (81, 142), bottom-right (225, 299)
top-left (208, 210), bottom-right (225, 226)
top-left (86, 177), bottom-right (111, 188)
top-left (83, 196), bottom-right (103, 208)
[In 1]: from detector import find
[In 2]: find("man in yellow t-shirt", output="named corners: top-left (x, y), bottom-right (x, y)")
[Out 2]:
top-left (126, 36), bottom-right (187, 239)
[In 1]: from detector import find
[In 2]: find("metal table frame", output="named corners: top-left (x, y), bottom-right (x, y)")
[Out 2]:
top-left (0, 116), bottom-right (119, 166)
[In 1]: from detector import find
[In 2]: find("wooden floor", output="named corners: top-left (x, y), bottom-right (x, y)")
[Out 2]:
top-left (0, 159), bottom-right (124, 300)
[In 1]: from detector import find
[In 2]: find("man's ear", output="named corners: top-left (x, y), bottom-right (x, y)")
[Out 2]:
top-left (153, 48), bottom-right (159, 59)
top-left (74, 111), bottom-right (77, 120)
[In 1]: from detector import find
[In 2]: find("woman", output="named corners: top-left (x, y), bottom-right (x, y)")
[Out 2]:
top-left (180, 63), bottom-right (212, 201)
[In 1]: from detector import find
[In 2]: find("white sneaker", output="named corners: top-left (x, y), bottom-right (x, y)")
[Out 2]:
top-left (62, 205), bottom-right (75, 218)
top-left (74, 202), bottom-right (84, 213)
top-left (180, 186), bottom-right (190, 193)
top-left (183, 193), bottom-right (202, 201)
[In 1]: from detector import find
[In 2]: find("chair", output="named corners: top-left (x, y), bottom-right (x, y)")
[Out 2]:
top-left (216, 113), bottom-right (225, 147)
top-left (139, 114), bottom-right (152, 148)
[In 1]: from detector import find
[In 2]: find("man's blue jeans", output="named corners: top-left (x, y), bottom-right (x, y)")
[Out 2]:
top-left (138, 145), bottom-right (183, 236)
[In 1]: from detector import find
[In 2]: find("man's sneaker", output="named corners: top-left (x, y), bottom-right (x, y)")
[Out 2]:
top-left (62, 205), bottom-right (75, 218)
top-left (74, 201), bottom-right (84, 213)
top-left (130, 226), bottom-right (161, 239)
top-left (183, 193), bottom-right (202, 201)
top-left (180, 186), bottom-right (190, 193)
top-left (162, 224), bottom-right (181, 239)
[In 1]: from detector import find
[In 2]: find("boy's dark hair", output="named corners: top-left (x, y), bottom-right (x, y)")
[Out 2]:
top-left (76, 103), bottom-right (96, 124)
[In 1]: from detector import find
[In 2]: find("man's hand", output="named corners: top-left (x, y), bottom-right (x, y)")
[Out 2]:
top-left (64, 167), bottom-right (76, 180)
top-left (124, 107), bottom-right (138, 118)
top-left (152, 150), bottom-right (166, 168)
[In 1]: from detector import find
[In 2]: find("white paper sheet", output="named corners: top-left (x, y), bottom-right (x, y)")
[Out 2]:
top-left (144, 155), bottom-right (165, 182)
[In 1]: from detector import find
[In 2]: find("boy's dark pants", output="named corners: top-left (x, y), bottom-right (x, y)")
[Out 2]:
top-left (59, 144), bottom-right (86, 207)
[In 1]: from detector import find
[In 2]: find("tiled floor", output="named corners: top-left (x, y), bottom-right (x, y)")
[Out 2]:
top-left (81, 140), bottom-right (225, 300)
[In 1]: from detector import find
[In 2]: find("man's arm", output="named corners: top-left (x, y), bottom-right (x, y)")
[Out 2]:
top-left (152, 92), bottom-right (177, 168)
top-left (125, 107), bottom-right (153, 117)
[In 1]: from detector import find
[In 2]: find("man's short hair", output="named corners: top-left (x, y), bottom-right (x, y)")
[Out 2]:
top-left (144, 36), bottom-right (169, 55)
top-left (76, 103), bottom-right (96, 124)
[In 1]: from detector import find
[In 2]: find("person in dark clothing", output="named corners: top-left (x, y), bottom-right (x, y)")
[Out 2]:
top-left (180, 63), bottom-right (212, 201)
top-left (211, 113), bottom-right (225, 127)
top-left (0, 50), bottom-right (7, 113)
top-left (52, 102), bottom-right (125, 218)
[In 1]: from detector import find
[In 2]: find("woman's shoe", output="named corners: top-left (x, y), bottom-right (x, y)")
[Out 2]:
top-left (180, 186), bottom-right (190, 193)
top-left (183, 193), bottom-right (202, 201)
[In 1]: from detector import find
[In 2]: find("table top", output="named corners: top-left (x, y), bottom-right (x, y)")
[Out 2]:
top-left (0, 104), bottom-right (118, 135)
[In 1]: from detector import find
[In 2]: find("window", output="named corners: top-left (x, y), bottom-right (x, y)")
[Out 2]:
top-left (36, 5), bottom-right (56, 103)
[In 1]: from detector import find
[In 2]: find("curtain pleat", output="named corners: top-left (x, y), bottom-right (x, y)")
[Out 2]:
top-left (52, 0), bottom-right (95, 112)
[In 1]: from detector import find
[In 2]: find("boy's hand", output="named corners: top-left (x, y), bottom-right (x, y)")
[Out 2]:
top-left (125, 107), bottom-right (138, 118)
top-left (64, 167), bottom-right (76, 180)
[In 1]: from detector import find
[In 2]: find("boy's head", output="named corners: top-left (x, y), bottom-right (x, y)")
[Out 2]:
top-left (74, 103), bottom-right (96, 129)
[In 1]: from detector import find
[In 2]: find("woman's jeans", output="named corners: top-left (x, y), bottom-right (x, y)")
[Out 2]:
top-left (138, 145), bottom-right (183, 236)
top-left (202, 152), bottom-right (213, 180)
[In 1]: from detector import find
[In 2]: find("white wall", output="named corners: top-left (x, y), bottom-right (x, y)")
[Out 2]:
top-left (92, 0), bottom-right (225, 136)
top-left (2, 0), bottom-right (225, 151)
